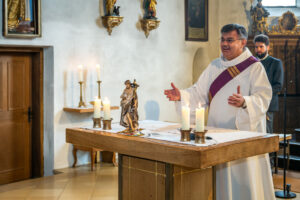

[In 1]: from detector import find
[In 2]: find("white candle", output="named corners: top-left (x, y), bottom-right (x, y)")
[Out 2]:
top-left (94, 98), bottom-right (101, 118)
top-left (195, 104), bottom-right (205, 132)
top-left (103, 97), bottom-right (111, 120)
top-left (181, 105), bottom-right (190, 130)
top-left (96, 64), bottom-right (101, 81)
top-left (78, 65), bottom-right (83, 82)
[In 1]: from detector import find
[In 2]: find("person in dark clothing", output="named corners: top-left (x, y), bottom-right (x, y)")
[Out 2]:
top-left (254, 34), bottom-right (284, 134)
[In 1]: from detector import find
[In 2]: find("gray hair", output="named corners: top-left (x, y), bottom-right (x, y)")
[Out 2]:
top-left (221, 24), bottom-right (248, 40)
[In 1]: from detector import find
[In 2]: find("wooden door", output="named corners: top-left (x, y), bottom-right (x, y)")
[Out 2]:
top-left (0, 54), bottom-right (32, 184)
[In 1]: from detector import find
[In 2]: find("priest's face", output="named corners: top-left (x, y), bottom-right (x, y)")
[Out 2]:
top-left (255, 42), bottom-right (269, 59)
top-left (220, 30), bottom-right (247, 61)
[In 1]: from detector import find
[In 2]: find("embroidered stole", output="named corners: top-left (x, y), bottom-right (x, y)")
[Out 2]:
top-left (208, 56), bottom-right (258, 103)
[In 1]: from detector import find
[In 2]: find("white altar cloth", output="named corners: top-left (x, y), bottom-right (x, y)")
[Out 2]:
top-left (81, 120), bottom-right (266, 147)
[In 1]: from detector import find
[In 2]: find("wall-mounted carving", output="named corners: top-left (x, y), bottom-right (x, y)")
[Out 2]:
top-left (101, 0), bottom-right (123, 35)
top-left (140, 0), bottom-right (160, 38)
top-left (250, 0), bottom-right (270, 35)
top-left (140, 19), bottom-right (160, 38)
top-left (269, 11), bottom-right (300, 35)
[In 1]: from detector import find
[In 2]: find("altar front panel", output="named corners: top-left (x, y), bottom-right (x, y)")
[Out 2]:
top-left (119, 155), bottom-right (213, 200)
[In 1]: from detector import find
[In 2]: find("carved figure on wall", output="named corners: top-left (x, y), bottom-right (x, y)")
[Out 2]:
top-left (113, 6), bottom-right (120, 16)
top-left (279, 11), bottom-right (298, 31)
top-left (140, 0), bottom-right (160, 38)
top-left (268, 11), bottom-right (300, 35)
top-left (250, 0), bottom-right (270, 35)
top-left (105, 0), bottom-right (120, 16)
top-left (120, 79), bottom-right (139, 132)
top-left (144, 0), bottom-right (157, 19)
top-left (102, 0), bottom-right (123, 35)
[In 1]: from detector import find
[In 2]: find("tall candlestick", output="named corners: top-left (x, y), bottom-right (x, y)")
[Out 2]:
top-left (78, 65), bottom-right (83, 82)
top-left (195, 104), bottom-right (205, 132)
top-left (97, 81), bottom-right (102, 99)
top-left (103, 97), bottom-right (111, 120)
top-left (78, 81), bottom-right (86, 108)
top-left (94, 98), bottom-right (101, 118)
top-left (181, 105), bottom-right (190, 130)
top-left (96, 64), bottom-right (101, 81)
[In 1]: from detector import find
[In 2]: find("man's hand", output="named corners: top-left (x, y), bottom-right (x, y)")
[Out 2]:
top-left (228, 85), bottom-right (245, 107)
top-left (164, 82), bottom-right (181, 101)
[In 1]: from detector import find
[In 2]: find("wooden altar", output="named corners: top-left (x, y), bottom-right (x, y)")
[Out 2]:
top-left (66, 127), bottom-right (279, 200)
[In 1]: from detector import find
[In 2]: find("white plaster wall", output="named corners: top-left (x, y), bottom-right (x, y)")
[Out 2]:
top-left (0, 0), bottom-right (206, 169)
top-left (192, 0), bottom-right (254, 83)
top-left (0, 0), bottom-right (265, 170)
top-left (52, 0), bottom-right (203, 169)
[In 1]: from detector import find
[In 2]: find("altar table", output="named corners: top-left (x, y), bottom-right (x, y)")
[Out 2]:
top-left (66, 121), bottom-right (279, 200)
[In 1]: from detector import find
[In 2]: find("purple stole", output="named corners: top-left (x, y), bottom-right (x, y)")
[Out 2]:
top-left (208, 56), bottom-right (258, 103)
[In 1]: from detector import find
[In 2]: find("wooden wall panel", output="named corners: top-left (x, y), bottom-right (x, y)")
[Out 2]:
top-left (0, 122), bottom-right (25, 172)
top-left (173, 166), bottom-right (213, 200)
top-left (8, 58), bottom-right (28, 111)
top-left (273, 96), bottom-right (300, 133)
top-left (119, 155), bottom-right (213, 200)
top-left (0, 59), bottom-right (7, 112)
top-left (31, 51), bottom-right (43, 177)
top-left (121, 156), bottom-right (166, 200)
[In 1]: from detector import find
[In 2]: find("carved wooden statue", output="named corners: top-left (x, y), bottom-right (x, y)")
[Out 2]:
top-left (250, 0), bottom-right (270, 35)
top-left (105, 0), bottom-right (117, 16)
top-left (120, 79), bottom-right (139, 132)
top-left (144, 0), bottom-right (157, 19)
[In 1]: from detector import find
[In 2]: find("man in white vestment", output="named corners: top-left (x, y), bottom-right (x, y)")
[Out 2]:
top-left (164, 24), bottom-right (275, 200)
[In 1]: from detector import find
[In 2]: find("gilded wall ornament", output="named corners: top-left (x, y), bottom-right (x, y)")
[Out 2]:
top-left (140, 0), bottom-right (160, 38)
top-left (269, 11), bottom-right (300, 35)
top-left (250, 0), bottom-right (270, 35)
top-left (101, 0), bottom-right (123, 35)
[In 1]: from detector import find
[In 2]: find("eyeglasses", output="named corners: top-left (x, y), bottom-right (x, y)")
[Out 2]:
top-left (220, 38), bottom-right (243, 44)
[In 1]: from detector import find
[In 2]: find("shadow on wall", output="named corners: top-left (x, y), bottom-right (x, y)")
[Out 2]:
top-left (144, 101), bottom-right (160, 120)
top-left (193, 47), bottom-right (215, 83)
top-left (58, 110), bottom-right (92, 124)
top-left (96, 0), bottom-right (105, 28)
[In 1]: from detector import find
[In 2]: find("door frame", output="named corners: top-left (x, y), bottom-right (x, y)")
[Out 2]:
top-left (0, 45), bottom-right (44, 177)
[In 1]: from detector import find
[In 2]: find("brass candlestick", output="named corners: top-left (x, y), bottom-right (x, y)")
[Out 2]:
top-left (180, 129), bottom-right (192, 142)
top-left (194, 130), bottom-right (208, 144)
top-left (103, 118), bottom-right (113, 130)
top-left (93, 118), bottom-right (102, 128)
top-left (97, 80), bottom-right (102, 99)
top-left (78, 81), bottom-right (86, 108)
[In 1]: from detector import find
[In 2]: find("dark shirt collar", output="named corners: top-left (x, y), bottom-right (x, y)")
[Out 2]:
top-left (259, 53), bottom-right (269, 61)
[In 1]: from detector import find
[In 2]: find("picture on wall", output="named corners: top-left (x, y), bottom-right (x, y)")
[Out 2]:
top-left (185, 0), bottom-right (208, 41)
top-left (3, 0), bottom-right (41, 38)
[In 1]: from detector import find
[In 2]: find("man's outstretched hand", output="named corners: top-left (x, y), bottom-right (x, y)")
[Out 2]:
top-left (228, 85), bottom-right (245, 107)
top-left (164, 82), bottom-right (181, 101)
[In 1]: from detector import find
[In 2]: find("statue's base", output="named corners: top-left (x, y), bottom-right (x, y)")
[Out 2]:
top-left (119, 128), bottom-right (144, 137)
